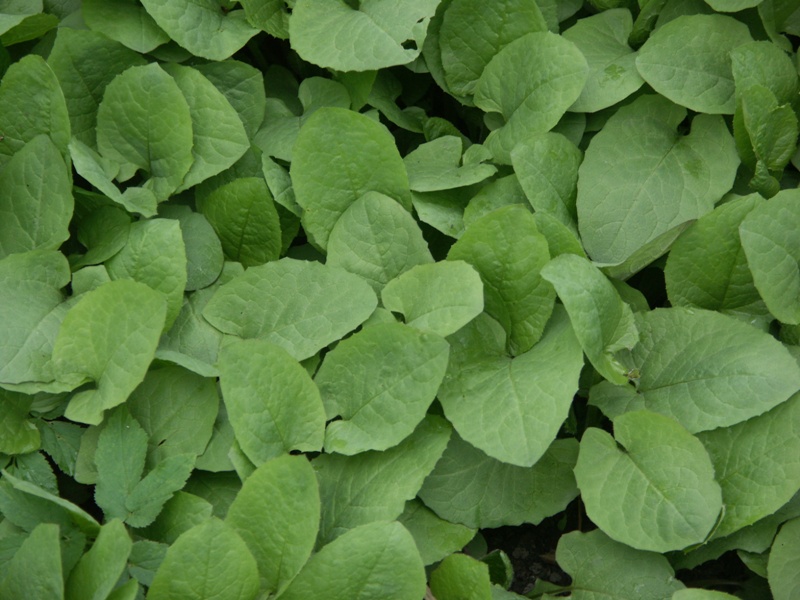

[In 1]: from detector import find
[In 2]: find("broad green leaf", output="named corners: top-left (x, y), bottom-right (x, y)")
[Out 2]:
top-left (439, 0), bottom-right (547, 97)
top-left (72, 206), bottom-right (131, 270)
top-left (199, 178), bottom-right (281, 267)
top-left (139, 491), bottom-right (213, 544)
top-left (65, 519), bottom-right (131, 600)
top-left (314, 415), bottom-right (451, 545)
top-left (140, 0), bottom-right (257, 60)
top-left (575, 411), bottom-right (722, 552)
top-left (291, 107), bottom-right (411, 250)
top-left (0, 391), bottom-right (39, 455)
top-left (577, 95), bottom-right (739, 265)
top-left (158, 206), bottom-right (223, 292)
top-left (183, 471), bottom-right (242, 517)
top-left (0, 523), bottom-right (63, 600)
top-left (474, 32), bottom-right (588, 163)
top-left (82, 0), bottom-right (169, 53)
top-left (510, 133), bottom-right (581, 231)
top-left (0, 0), bottom-right (40, 35)
top-left (194, 60), bottom-right (266, 139)
top-left (203, 258), bottom-right (377, 361)
top-left (555, 530), bottom-right (685, 600)
top-left (562, 9), bottom-right (645, 113)
top-left (740, 188), bottom-right (800, 325)
top-left (430, 553), bottom-right (492, 600)
top-left (289, 0), bottom-right (441, 71)
top-left (606, 308), bottom-right (800, 432)
top-left (128, 539), bottom-right (168, 587)
top-left (411, 187), bottom-right (470, 239)
top-left (419, 434), bottom-right (579, 529)
top-left (463, 175), bottom-right (527, 227)
top-left (0, 55), bottom-right (70, 167)
top-left (240, 0), bottom-right (290, 38)
top-left (404, 136), bottom-right (496, 192)
top-left (768, 517), bottom-right (800, 600)
top-left (448, 205), bottom-right (554, 356)
top-left (226, 455), bottom-right (320, 595)
top-left (54, 280), bottom-right (167, 425)
top-left (541, 254), bottom-right (638, 385)
top-left (327, 192), bottom-right (433, 292)
top-left (438, 306), bottom-right (583, 466)
top-left (217, 339), bottom-right (325, 464)
top-left (698, 393), bottom-right (800, 538)
top-left (159, 65), bottom-right (250, 192)
top-left (38, 420), bottom-right (82, 477)
top-left (106, 219), bottom-right (187, 330)
top-left (731, 41), bottom-right (798, 106)
top-left (0, 12), bottom-right (57, 46)
top-left (635, 14), bottom-right (752, 114)
top-left (397, 499), bottom-right (476, 566)
top-left (96, 64), bottom-right (194, 201)
top-left (148, 518), bottom-right (259, 600)
top-left (0, 250), bottom-right (70, 390)
top-left (126, 366), bottom-right (219, 467)
top-left (665, 194), bottom-right (766, 317)
top-left (533, 212), bottom-right (586, 259)
top-left (279, 521), bottom-right (426, 600)
top-left (316, 322), bottom-right (449, 454)
top-left (381, 261), bottom-right (483, 337)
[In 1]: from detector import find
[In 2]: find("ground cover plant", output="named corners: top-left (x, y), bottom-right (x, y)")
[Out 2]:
top-left (2, 0), bottom-right (800, 598)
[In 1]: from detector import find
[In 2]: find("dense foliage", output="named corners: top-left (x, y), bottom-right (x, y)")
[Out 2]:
top-left (2, 0), bottom-right (800, 598)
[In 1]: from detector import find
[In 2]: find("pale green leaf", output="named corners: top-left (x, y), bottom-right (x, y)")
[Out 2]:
top-left (635, 14), bottom-right (752, 114)
top-left (430, 553), bottom-right (492, 600)
top-left (194, 60), bottom-right (267, 139)
top-left (202, 258), bottom-right (377, 361)
top-left (463, 175), bottom-right (527, 227)
top-left (159, 206), bottom-right (223, 292)
top-left (289, 0), bottom-right (441, 71)
top-left (768, 517), bottom-right (800, 600)
top-left (226, 455), bottom-right (320, 595)
top-left (672, 591), bottom-right (739, 600)
top-left (279, 521), bottom-right (425, 600)
top-left (140, 0), bottom-right (258, 60)
top-left (397, 499), bottom-right (476, 566)
top-left (404, 136), bottom-right (496, 192)
top-left (148, 518), bottom-right (260, 600)
top-left (54, 280), bottom-right (167, 425)
top-left (316, 322), bottom-right (449, 454)
top-left (65, 519), bottom-right (131, 600)
top-left (240, 0), bottom-right (290, 38)
top-left (139, 491), bottom-right (213, 545)
top-left (731, 40), bottom-right (798, 106)
top-left (217, 339), bottom-right (325, 464)
top-left (577, 95), bottom-right (739, 265)
top-left (291, 107), bottom-right (411, 250)
top-left (575, 411), bottom-right (722, 552)
top-left (0, 523), bottom-right (63, 600)
top-left (448, 205), bottom-right (554, 356)
top-left (0, 391), bottom-right (39, 455)
top-left (82, 0), bottom-right (169, 53)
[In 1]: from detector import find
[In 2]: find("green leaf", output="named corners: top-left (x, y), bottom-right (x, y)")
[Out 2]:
top-left (430, 553), bottom-right (492, 600)
top-left (562, 9), bottom-right (645, 113)
top-left (404, 136), bottom-right (496, 192)
top-left (419, 434), bottom-right (579, 529)
top-left (510, 132), bottom-right (581, 231)
top-left (741, 86), bottom-right (798, 183)
top-left (381, 261), bottom-right (483, 337)
top-left (194, 60), bottom-right (266, 139)
top-left (140, 0), bottom-right (257, 60)
top-left (397, 499), bottom-right (476, 566)
top-left (541, 254), bottom-right (638, 385)
top-left (106, 219), bottom-right (187, 330)
top-left (327, 192), bottom-right (433, 293)
top-left (438, 307), bottom-right (583, 466)
top-left (665, 194), bottom-right (767, 317)
top-left (577, 95), bottom-right (739, 265)
top-left (314, 415), bottom-right (451, 545)
top-left (72, 206), bottom-right (131, 270)
top-left (0, 12), bottom-right (57, 46)
top-left (0, 390), bottom-right (39, 455)
top-left (768, 517), bottom-right (800, 600)
top-left (316, 322), bottom-right (449, 454)
top-left (672, 591), bottom-right (740, 600)
top-left (473, 32), bottom-right (588, 163)
top-left (158, 206), bottom-right (223, 292)
top-left (199, 178), bottom-right (281, 267)
top-left (96, 64), bottom-right (194, 201)
top-left (54, 280), bottom-right (167, 425)
top-left (203, 258), bottom-right (377, 361)
top-left (240, 0), bottom-right (290, 38)
top-left (731, 40), bottom-right (798, 106)
top-left (291, 107), bottom-right (411, 250)
top-left (448, 205), bottom-right (554, 356)
top-left (438, 0), bottom-right (547, 97)
top-left (139, 491), bottom-right (213, 544)
top-left (0, 523), bottom-right (63, 600)
top-left (0, 54), bottom-right (70, 168)
top-left (226, 455), bottom-right (320, 595)
top-left (463, 176), bottom-right (527, 227)
top-left (82, 0), bottom-right (169, 53)
top-left (217, 339), bottom-right (325, 464)
top-left (0, 0), bottom-right (40, 35)
top-left (0, 250), bottom-right (70, 390)
top-left (555, 530), bottom-right (685, 600)
top-left (288, 0), bottom-right (441, 71)
top-left (126, 366), bottom-right (219, 467)
top-left (148, 518), bottom-right (260, 600)
top-left (635, 14), bottom-right (752, 114)
top-left (278, 521), bottom-right (426, 600)
top-left (575, 411), bottom-right (722, 552)
top-left (65, 519), bottom-right (131, 600)
top-left (698, 393), bottom-right (800, 538)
